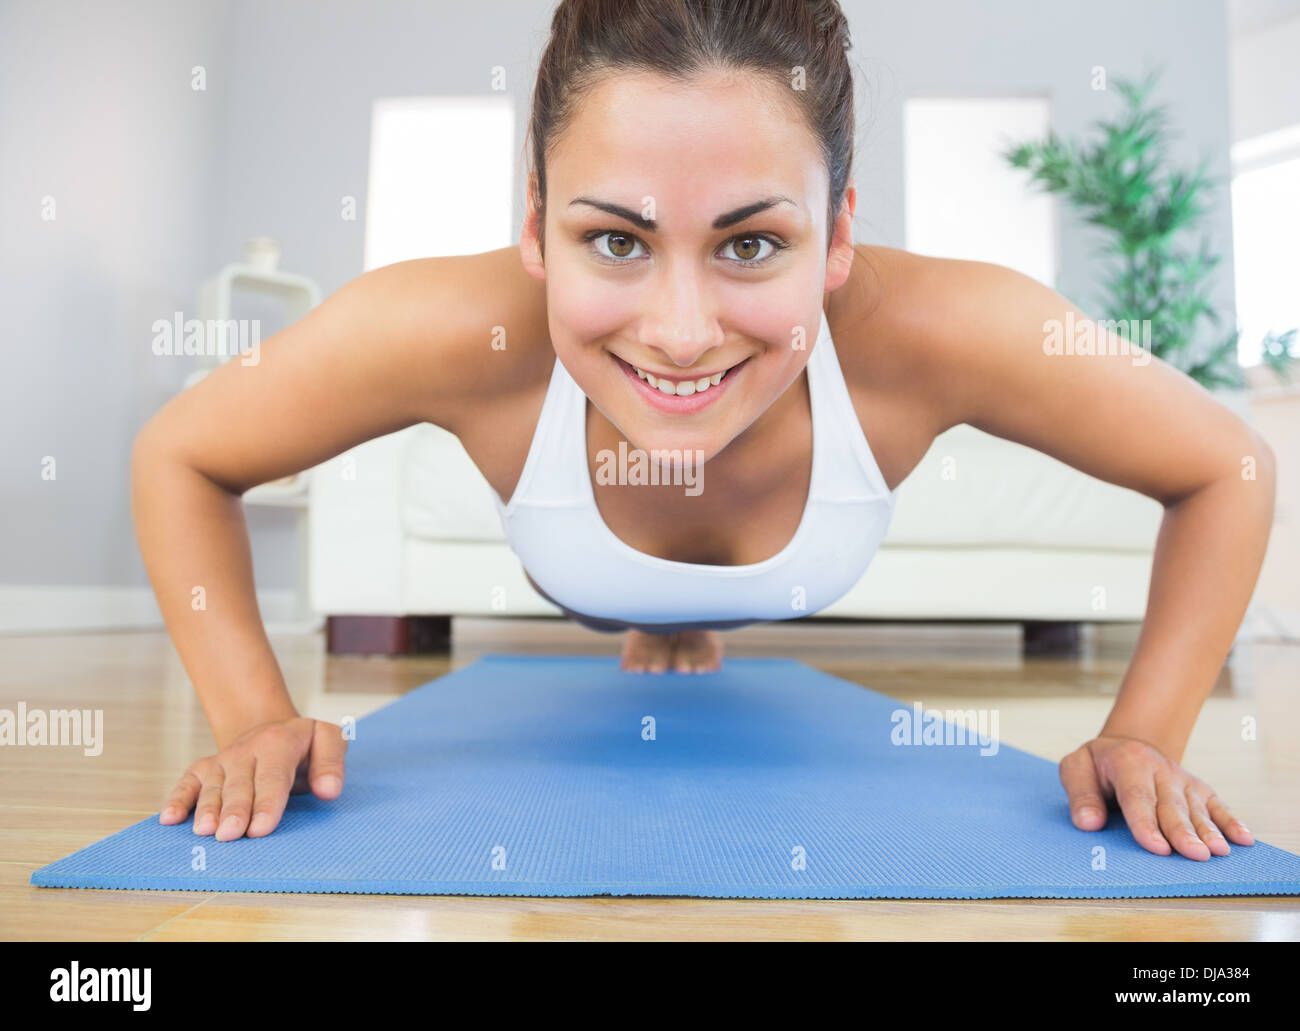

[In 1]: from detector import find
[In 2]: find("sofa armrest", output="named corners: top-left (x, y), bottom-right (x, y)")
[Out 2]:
top-left (309, 427), bottom-right (418, 615)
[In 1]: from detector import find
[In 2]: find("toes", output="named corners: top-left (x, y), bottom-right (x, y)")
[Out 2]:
top-left (623, 630), bottom-right (726, 674)
top-left (619, 636), bottom-right (646, 673)
top-left (672, 630), bottom-right (724, 673)
top-left (622, 630), bottom-right (675, 674)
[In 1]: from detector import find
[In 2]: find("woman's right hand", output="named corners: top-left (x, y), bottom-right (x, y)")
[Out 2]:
top-left (159, 717), bottom-right (348, 841)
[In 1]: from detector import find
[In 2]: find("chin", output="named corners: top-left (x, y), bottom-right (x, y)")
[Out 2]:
top-left (609, 419), bottom-right (721, 466)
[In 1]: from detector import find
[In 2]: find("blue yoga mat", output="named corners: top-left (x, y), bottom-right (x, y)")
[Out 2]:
top-left (31, 655), bottom-right (1300, 898)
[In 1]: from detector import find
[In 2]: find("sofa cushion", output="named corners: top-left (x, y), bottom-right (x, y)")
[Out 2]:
top-left (402, 423), bottom-right (507, 542)
top-left (883, 425), bottom-right (1163, 550)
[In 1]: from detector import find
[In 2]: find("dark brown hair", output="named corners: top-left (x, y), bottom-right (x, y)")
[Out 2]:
top-left (526, 0), bottom-right (856, 256)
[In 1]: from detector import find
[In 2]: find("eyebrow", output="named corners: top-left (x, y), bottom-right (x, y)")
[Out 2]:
top-left (567, 195), bottom-right (796, 231)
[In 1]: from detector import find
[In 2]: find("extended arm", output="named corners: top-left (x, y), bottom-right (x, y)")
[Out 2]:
top-left (133, 248), bottom-right (535, 840)
top-left (917, 258), bottom-right (1275, 858)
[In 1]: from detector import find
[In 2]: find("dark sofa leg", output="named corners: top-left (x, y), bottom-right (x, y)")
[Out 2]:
top-left (1021, 620), bottom-right (1081, 657)
top-left (326, 615), bottom-right (452, 655)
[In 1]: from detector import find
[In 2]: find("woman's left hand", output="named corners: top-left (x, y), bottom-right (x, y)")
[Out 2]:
top-left (1058, 735), bottom-right (1254, 860)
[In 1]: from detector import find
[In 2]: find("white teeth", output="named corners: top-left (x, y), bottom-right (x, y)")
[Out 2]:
top-left (633, 363), bottom-right (731, 397)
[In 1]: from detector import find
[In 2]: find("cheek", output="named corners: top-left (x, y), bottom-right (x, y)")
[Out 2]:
top-left (720, 275), bottom-right (822, 349)
top-left (549, 288), bottom-right (631, 334)
top-left (729, 309), bottom-right (821, 378)
top-left (546, 282), bottom-right (638, 369)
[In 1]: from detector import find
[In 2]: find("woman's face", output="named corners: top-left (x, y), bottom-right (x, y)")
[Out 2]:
top-left (522, 68), bottom-right (856, 463)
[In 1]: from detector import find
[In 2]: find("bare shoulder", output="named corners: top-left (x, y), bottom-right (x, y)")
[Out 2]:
top-left (828, 244), bottom-right (1017, 487)
top-left (364, 245), bottom-right (559, 501)
top-left (832, 245), bottom-right (1263, 504)
top-left (352, 245), bottom-right (553, 432)
top-left (832, 244), bottom-right (1058, 435)
top-left (136, 244), bottom-right (554, 498)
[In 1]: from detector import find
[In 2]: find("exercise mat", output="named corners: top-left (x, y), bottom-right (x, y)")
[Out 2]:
top-left (31, 655), bottom-right (1300, 898)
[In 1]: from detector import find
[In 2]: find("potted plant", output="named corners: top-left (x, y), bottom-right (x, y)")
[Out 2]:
top-left (1003, 68), bottom-right (1296, 414)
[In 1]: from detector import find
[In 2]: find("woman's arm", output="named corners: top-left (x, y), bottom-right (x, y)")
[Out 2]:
top-left (912, 257), bottom-right (1275, 858)
top-left (131, 252), bottom-right (518, 749)
top-left (133, 248), bottom-right (548, 841)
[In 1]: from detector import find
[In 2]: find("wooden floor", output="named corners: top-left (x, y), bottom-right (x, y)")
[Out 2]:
top-left (2, 619), bottom-right (1297, 941)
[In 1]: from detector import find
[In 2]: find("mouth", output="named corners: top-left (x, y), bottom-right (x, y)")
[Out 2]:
top-left (612, 353), bottom-right (750, 414)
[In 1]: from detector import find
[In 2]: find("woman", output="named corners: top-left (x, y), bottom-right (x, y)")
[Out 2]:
top-left (134, 0), bottom-right (1273, 861)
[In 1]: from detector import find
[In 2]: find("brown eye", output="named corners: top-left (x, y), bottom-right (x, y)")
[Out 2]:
top-left (607, 233), bottom-right (635, 257)
top-left (589, 231), bottom-right (645, 263)
top-left (724, 234), bottom-right (777, 264)
top-left (733, 235), bottom-right (762, 261)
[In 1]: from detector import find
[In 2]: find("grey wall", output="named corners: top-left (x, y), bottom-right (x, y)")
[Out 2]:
top-left (842, 0), bottom-right (1236, 317)
top-left (3, 0), bottom-right (1236, 592)
top-left (1, 0), bottom-right (236, 586)
top-left (1230, 7), bottom-right (1300, 140)
top-left (210, 0), bottom-right (546, 303)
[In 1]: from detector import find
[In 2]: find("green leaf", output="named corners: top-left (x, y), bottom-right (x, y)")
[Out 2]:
top-left (1001, 65), bottom-right (1240, 388)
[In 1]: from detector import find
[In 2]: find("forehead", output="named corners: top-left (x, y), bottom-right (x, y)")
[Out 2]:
top-left (548, 68), bottom-right (826, 218)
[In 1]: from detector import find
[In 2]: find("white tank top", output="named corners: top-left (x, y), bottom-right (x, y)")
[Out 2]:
top-left (489, 309), bottom-right (897, 627)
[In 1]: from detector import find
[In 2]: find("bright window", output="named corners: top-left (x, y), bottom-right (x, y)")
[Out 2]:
top-left (364, 95), bottom-right (515, 270)
top-left (1231, 125), bottom-right (1300, 367)
top-left (903, 97), bottom-right (1057, 288)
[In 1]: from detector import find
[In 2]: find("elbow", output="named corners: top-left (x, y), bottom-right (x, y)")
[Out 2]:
top-left (130, 419), bottom-right (164, 477)
top-left (131, 418), bottom-right (244, 500)
top-left (130, 421), bottom-right (161, 511)
top-left (130, 417), bottom-right (180, 503)
top-left (1249, 430), bottom-right (1276, 489)
top-left (1242, 428), bottom-right (1277, 520)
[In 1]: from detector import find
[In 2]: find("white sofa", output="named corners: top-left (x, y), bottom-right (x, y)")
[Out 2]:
top-left (309, 421), bottom-right (1165, 626)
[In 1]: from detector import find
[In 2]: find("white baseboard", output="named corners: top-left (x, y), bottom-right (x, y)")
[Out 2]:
top-left (0, 586), bottom-right (320, 635)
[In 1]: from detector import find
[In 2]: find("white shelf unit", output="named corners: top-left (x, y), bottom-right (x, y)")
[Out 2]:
top-left (193, 253), bottom-right (324, 629)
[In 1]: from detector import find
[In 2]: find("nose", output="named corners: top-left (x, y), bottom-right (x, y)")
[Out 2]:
top-left (637, 270), bottom-right (724, 368)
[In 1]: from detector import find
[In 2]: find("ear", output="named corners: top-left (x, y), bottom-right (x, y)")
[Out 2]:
top-left (824, 182), bottom-right (856, 292)
top-left (519, 172), bottom-right (546, 282)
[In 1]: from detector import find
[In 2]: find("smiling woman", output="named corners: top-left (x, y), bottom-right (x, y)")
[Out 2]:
top-left (509, 0), bottom-right (877, 645)
top-left (132, 0), bottom-right (1274, 861)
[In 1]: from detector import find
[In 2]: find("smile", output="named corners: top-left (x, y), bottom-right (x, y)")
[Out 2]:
top-left (633, 363), bottom-right (726, 396)
top-left (612, 354), bottom-right (749, 412)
